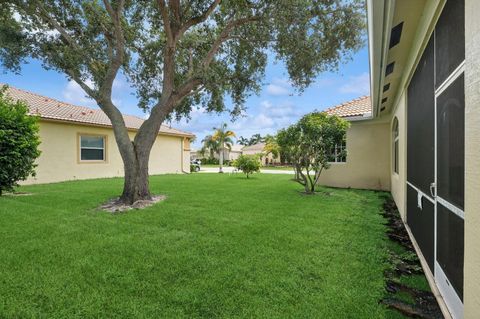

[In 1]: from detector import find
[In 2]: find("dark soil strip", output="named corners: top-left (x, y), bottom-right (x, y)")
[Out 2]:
top-left (380, 196), bottom-right (443, 319)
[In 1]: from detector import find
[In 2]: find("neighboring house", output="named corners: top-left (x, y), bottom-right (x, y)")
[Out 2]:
top-left (222, 144), bottom-right (243, 161)
top-left (241, 143), bottom-right (280, 166)
top-left (323, 1), bottom-right (479, 318)
top-left (190, 149), bottom-right (201, 161)
top-left (190, 144), bottom-right (243, 162)
top-left (318, 96), bottom-right (388, 190)
top-left (3, 85), bottom-right (194, 184)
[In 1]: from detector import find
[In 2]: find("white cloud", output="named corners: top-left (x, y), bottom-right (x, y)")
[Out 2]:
top-left (266, 83), bottom-right (290, 96)
top-left (62, 78), bottom-right (127, 108)
top-left (62, 80), bottom-right (97, 107)
top-left (338, 72), bottom-right (371, 96)
top-left (265, 78), bottom-right (292, 96)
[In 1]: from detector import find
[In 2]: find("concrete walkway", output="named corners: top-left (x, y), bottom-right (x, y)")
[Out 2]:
top-left (199, 167), bottom-right (294, 175)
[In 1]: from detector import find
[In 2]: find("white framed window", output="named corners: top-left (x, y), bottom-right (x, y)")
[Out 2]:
top-left (79, 134), bottom-right (106, 162)
top-left (329, 141), bottom-right (347, 163)
top-left (392, 117), bottom-right (399, 174)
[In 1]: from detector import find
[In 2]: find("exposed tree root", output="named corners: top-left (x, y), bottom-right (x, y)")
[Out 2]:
top-left (99, 195), bottom-right (166, 213)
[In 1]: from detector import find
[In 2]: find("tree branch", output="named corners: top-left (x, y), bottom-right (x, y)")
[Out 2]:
top-left (157, 0), bottom-right (173, 44)
top-left (101, 0), bottom-right (126, 100)
top-left (202, 16), bottom-right (261, 69)
top-left (178, 0), bottom-right (221, 38)
top-left (168, 0), bottom-right (181, 24)
top-left (34, 3), bottom-right (79, 49)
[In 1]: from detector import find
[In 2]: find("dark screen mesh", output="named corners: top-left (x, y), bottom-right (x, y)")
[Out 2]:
top-left (437, 203), bottom-right (464, 300)
top-left (407, 185), bottom-right (435, 272)
top-left (435, 0), bottom-right (465, 88)
top-left (407, 36), bottom-right (435, 195)
top-left (437, 74), bottom-right (465, 209)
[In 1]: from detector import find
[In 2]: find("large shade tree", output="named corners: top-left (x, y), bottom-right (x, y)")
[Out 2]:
top-left (0, 0), bottom-right (365, 204)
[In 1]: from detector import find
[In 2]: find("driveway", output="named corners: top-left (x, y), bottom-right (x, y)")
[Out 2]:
top-left (200, 167), bottom-right (294, 175)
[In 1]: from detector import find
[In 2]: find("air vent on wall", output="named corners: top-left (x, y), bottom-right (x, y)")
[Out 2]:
top-left (381, 107), bottom-right (386, 112)
top-left (389, 22), bottom-right (404, 49)
top-left (385, 62), bottom-right (395, 76)
top-left (383, 83), bottom-right (391, 92)
top-left (382, 97), bottom-right (388, 104)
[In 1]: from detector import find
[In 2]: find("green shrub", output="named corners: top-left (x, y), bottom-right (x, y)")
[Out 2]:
top-left (202, 157), bottom-right (219, 165)
top-left (234, 154), bottom-right (261, 178)
top-left (0, 87), bottom-right (41, 195)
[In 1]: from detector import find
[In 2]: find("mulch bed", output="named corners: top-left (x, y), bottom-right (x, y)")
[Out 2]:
top-left (380, 196), bottom-right (444, 319)
top-left (99, 195), bottom-right (166, 213)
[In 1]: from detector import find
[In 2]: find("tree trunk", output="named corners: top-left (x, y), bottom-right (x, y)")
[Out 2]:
top-left (219, 145), bottom-right (224, 173)
top-left (119, 143), bottom-right (152, 204)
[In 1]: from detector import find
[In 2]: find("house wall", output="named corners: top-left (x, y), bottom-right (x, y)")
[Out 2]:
top-left (464, 0), bottom-right (480, 316)
top-left (390, 92), bottom-right (407, 219)
top-left (317, 120), bottom-right (390, 191)
top-left (25, 120), bottom-right (189, 184)
top-left (182, 138), bottom-right (191, 173)
top-left (241, 149), bottom-right (280, 166)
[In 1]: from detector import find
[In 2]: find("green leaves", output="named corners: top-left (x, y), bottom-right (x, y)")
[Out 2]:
top-left (233, 154), bottom-right (261, 178)
top-left (0, 86), bottom-right (41, 194)
top-left (277, 111), bottom-right (349, 193)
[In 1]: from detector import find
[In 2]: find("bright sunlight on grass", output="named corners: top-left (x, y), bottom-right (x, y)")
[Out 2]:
top-left (1, 174), bottom-right (404, 318)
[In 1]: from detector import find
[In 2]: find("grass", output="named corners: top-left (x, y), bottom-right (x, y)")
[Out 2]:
top-left (202, 164), bottom-right (293, 171)
top-left (261, 165), bottom-right (293, 171)
top-left (0, 174), bottom-right (419, 318)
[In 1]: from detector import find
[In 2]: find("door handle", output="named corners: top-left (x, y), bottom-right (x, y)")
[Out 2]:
top-left (430, 182), bottom-right (436, 198)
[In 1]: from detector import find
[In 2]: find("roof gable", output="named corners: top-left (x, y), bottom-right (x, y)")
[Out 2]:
top-left (324, 96), bottom-right (372, 119)
top-left (2, 84), bottom-right (194, 137)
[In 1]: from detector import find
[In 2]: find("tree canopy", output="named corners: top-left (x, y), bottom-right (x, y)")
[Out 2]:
top-left (277, 112), bottom-right (349, 194)
top-left (233, 154), bottom-right (261, 179)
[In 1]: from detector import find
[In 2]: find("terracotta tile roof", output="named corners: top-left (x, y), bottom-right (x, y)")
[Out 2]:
top-left (324, 96), bottom-right (372, 119)
top-left (2, 84), bottom-right (194, 137)
top-left (242, 143), bottom-right (266, 152)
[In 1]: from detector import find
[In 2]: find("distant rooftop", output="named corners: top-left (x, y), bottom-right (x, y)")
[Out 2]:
top-left (242, 143), bottom-right (265, 152)
top-left (324, 96), bottom-right (372, 119)
top-left (2, 84), bottom-right (194, 137)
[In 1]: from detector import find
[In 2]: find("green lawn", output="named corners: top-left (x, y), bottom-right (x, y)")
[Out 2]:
top-left (202, 164), bottom-right (293, 171)
top-left (261, 165), bottom-right (294, 171)
top-left (0, 174), bottom-right (407, 318)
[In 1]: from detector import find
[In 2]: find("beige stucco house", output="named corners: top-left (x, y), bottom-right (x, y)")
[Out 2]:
top-left (321, 0), bottom-right (479, 317)
top-left (191, 144), bottom-right (242, 163)
top-left (4, 85), bottom-right (194, 185)
top-left (319, 96), bottom-right (391, 190)
top-left (241, 143), bottom-right (280, 166)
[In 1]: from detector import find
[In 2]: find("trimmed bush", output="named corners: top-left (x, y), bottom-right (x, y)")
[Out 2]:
top-left (234, 154), bottom-right (261, 178)
top-left (0, 87), bottom-right (41, 195)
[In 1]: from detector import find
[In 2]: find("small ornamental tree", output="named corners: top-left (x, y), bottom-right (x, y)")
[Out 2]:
top-left (234, 154), bottom-right (260, 179)
top-left (277, 112), bottom-right (349, 194)
top-left (0, 87), bottom-right (41, 195)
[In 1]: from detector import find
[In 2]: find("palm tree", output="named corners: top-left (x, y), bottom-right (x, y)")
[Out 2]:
top-left (264, 135), bottom-right (280, 165)
top-left (200, 135), bottom-right (219, 159)
top-left (237, 136), bottom-right (249, 146)
top-left (248, 133), bottom-right (264, 145)
top-left (212, 123), bottom-right (236, 173)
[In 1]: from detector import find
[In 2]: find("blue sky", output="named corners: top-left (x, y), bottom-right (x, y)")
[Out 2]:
top-left (1, 47), bottom-right (370, 149)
